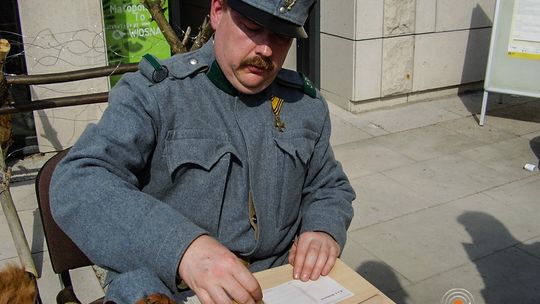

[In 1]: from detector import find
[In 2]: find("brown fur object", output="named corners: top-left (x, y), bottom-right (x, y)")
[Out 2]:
top-left (134, 293), bottom-right (176, 304)
top-left (0, 264), bottom-right (37, 304)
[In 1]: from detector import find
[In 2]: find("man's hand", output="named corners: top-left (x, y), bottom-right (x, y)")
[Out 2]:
top-left (288, 231), bottom-right (340, 282)
top-left (178, 235), bottom-right (262, 304)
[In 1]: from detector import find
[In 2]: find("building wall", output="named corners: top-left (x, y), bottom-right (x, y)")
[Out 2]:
top-left (17, 0), bottom-right (109, 152)
top-left (320, 0), bottom-right (495, 112)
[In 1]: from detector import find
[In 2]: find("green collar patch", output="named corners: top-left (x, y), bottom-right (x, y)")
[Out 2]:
top-left (206, 61), bottom-right (238, 96)
top-left (275, 69), bottom-right (317, 98)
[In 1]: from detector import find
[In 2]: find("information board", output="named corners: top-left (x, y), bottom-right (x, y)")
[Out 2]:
top-left (481, 0), bottom-right (540, 125)
top-left (102, 0), bottom-right (171, 86)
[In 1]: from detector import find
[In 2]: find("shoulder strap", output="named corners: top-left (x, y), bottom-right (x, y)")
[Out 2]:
top-left (139, 54), bottom-right (169, 83)
top-left (276, 69), bottom-right (317, 98)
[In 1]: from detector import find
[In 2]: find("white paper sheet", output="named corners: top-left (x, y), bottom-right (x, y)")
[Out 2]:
top-left (507, 0), bottom-right (540, 58)
top-left (511, 0), bottom-right (540, 43)
top-left (180, 276), bottom-right (354, 304)
top-left (262, 276), bottom-right (353, 304)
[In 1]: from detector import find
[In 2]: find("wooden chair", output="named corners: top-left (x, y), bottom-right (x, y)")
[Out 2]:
top-left (35, 149), bottom-right (104, 304)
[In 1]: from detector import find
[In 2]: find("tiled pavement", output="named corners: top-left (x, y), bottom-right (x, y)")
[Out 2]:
top-left (1, 91), bottom-right (540, 303)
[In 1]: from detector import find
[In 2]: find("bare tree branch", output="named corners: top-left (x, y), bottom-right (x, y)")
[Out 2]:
top-left (182, 26), bottom-right (192, 47)
top-left (190, 15), bottom-right (214, 52)
top-left (143, 0), bottom-right (187, 54)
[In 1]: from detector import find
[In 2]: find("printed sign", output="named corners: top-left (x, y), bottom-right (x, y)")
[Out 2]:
top-left (103, 0), bottom-right (171, 85)
top-left (507, 0), bottom-right (540, 60)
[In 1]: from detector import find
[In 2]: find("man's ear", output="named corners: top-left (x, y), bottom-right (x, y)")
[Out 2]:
top-left (210, 0), bottom-right (225, 30)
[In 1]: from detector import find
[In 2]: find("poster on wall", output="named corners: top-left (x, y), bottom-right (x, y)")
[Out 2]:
top-left (507, 0), bottom-right (540, 60)
top-left (102, 0), bottom-right (171, 86)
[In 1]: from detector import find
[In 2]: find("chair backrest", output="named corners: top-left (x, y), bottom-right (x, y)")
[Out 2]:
top-left (35, 149), bottom-right (93, 274)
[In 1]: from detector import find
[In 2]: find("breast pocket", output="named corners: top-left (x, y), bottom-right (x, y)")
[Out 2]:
top-left (273, 128), bottom-right (318, 230)
top-left (164, 129), bottom-right (239, 233)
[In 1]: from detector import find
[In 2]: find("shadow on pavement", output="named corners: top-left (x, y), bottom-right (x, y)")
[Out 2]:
top-left (357, 261), bottom-right (410, 304)
top-left (32, 208), bottom-right (45, 277)
top-left (530, 137), bottom-right (540, 167)
top-left (458, 211), bottom-right (540, 304)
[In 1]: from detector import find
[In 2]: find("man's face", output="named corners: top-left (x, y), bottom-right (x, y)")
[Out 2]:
top-left (210, 0), bottom-right (293, 94)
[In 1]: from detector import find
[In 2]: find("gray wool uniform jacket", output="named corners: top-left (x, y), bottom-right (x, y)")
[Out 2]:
top-left (50, 41), bottom-right (355, 301)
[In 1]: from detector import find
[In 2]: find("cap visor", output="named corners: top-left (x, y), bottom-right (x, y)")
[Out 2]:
top-left (228, 0), bottom-right (308, 38)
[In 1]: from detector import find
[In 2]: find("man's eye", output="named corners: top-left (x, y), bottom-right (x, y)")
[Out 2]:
top-left (243, 22), bottom-right (261, 32)
top-left (276, 34), bottom-right (290, 44)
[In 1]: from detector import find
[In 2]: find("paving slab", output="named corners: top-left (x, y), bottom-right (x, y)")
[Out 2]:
top-left (6, 181), bottom-right (39, 213)
top-left (0, 207), bottom-right (45, 261)
top-left (436, 116), bottom-right (517, 144)
top-left (484, 109), bottom-right (540, 135)
top-left (483, 174), bottom-right (540, 218)
top-left (340, 238), bottom-right (413, 302)
top-left (351, 101), bottom-right (461, 133)
top-left (520, 129), bottom-right (540, 142)
top-left (458, 136), bottom-right (540, 179)
top-left (374, 124), bottom-right (483, 162)
top-left (392, 260), bottom-right (485, 304)
top-left (467, 247), bottom-right (540, 304)
top-left (333, 138), bottom-right (415, 180)
top-left (429, 91), bottom-right (532, 118)
top-left (401, 245), bottom-right (540, 304)
top-left (517, 236), bottom-right (540, 259)
top-left (429, 93), bottom-right (483, 117)
top-left (489, 99), bottom-right (540, 124)
top-left (348, 191), bottom-right (540, 282)
top-left (327, 102), bottom-right (390, 137)
top-left (348, 173), bottom-right (435, 230)
top-left (330, 113), bottom-right (373, 147)
top-left (382, 154), bottom-right (510, 204)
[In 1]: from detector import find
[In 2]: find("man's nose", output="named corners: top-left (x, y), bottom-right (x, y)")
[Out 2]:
top-left (254, 32), bottom-right (273, 57)
top-left (256, 44), bottom-right (272, 57)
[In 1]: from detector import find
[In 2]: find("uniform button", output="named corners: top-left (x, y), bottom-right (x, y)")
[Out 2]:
top-left (279, 6), bottom-right (286, 13)
top-left (189, 58), bottom-right (198, 65)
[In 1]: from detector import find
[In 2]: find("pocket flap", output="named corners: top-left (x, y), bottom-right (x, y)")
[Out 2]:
top-left (273, 129), bottom-right (318, 165)
top-left (165, 129), bottom-right (238, 173)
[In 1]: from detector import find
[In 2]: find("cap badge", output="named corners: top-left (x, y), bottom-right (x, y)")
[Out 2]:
top-left (284, 0), bottom-right (297, 10)
top-left (271, 96), bottom-right (285, 132)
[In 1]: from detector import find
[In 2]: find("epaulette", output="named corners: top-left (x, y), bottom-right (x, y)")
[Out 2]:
top-left (139, 54), bottom-right (169, 83)
top-left (276, 69), bottom-right (317, 98)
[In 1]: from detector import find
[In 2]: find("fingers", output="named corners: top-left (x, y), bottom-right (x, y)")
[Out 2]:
top-left (290, 232), bottom-right (340, 282)
top-left (178, 235), bottom-right (262, 304)
top-left (224, 271), bottom-right (262, 304)
top-left (288, 240), bottom-right (297, 265)
top-left (233, 268), bottom-right (263, 302)
top-left (197, 274), bottom-right (260, 304)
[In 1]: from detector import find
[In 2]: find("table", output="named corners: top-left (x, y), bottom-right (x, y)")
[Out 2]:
top-left (252, 259), bottom-right (396, 304)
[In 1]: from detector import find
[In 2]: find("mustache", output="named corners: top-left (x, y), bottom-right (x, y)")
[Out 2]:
top-left (239, 56), bottom-right (275, 71)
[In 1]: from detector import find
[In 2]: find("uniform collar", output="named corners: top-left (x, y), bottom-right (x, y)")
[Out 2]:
top-left (206, 61), bottom-right (238, 96)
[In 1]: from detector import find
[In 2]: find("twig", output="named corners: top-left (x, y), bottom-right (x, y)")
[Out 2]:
top-left (190, 15), bottom-right (214, 52)
top-left (143, 0), bottom-right (187, 54)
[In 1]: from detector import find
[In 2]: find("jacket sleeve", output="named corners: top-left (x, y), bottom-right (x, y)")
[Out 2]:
top-left (49, 74), bottom-right (207, 291)
top-left (299, 98), bottom-right (355, 251)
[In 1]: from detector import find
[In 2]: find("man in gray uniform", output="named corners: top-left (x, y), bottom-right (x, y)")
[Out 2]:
top-left (50, 0), bottom-right (355, 303)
